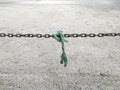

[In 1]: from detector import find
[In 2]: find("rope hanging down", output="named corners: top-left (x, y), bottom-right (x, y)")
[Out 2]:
top-left (0, 32), bottom-right (120, 67)
top-left (52, 30), bottom-right (68, 67)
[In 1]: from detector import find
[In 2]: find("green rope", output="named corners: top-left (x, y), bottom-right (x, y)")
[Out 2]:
top-left (52, 30), bottom-right (68, 67)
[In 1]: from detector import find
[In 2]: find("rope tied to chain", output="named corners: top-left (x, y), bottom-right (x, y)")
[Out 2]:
top-left (52, 30), bottom-right (68, 67)
top-left (0, 32), bottom-right (120, 67)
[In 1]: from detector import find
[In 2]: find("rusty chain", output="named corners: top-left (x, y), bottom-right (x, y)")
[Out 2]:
top-left (0, 33), bottom-right (120, 38)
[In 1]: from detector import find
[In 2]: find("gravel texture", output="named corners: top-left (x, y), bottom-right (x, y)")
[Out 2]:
top-left (0, 4), bottom-right (120, 90)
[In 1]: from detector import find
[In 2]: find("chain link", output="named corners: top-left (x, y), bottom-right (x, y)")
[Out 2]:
top-left (0, 33), bottom-right (7, 37)
top-left (44, 34), bottom-right (52, 38)
top-left (79, 33), bottom-right (87, 37)
top-left (0, 33), bottom-right (119, 38)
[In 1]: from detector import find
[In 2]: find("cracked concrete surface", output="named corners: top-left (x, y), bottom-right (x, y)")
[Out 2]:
top-left (0, 4), bottom-right (120, 90)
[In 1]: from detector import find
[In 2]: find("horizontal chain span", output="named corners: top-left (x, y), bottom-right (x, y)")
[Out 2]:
top-left (0, 33), bottom-right (120, 38)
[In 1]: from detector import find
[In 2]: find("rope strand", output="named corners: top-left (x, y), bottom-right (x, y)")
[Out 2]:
top-left (52, 30), bottom-right (68, 67)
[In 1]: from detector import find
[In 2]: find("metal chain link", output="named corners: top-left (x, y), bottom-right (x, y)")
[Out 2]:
top-left (0, 33), bottom-right (120, 38)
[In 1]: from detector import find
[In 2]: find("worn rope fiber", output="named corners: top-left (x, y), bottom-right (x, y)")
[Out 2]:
top-left (52, 30), bottom-right (68, 67)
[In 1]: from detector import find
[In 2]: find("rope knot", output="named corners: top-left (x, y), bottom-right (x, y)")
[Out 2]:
top-left (52, 30), bottom-right (68, 67)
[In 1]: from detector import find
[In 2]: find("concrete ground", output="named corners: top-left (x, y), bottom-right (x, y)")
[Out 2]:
top-left (0, 3), bottom-right (120, 90)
